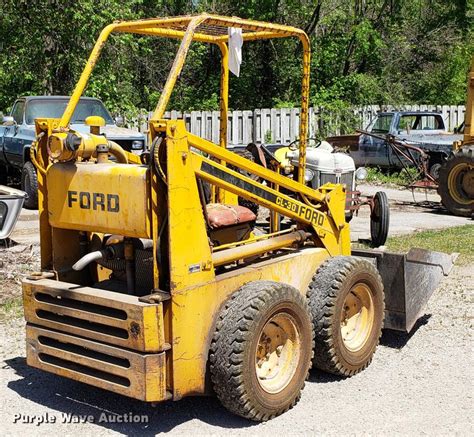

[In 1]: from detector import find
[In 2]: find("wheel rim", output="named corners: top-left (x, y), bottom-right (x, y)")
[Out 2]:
top-left (447, 162), bottom-right (474, 204)
top-left (255, 312), bottom-right (300, 394)
top-left (340, 283), bottom-right (374, 352)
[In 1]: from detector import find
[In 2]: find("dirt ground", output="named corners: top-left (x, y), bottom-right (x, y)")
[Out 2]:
top-left (0, 186), bottom-right (472, 435)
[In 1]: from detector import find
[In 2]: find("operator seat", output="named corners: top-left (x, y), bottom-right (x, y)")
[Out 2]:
top-left (206, 203), bottom-right (256, 229)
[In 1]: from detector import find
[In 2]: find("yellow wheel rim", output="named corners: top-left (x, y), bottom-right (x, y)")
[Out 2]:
top-left (340, 283), bottom-right (375, 352)
top-left (447, 162), bottom-right (474, 205)
top-left (255, 313), bottom-right (300, 394)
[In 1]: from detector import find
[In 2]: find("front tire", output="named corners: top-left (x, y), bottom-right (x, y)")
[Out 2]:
top-left (307, 256), bottom-right (384, 377)
top-left (370, 191), bottom-right (389, 247)
top-left (21, 161), bottom-right (38, 209)
top-left (210, 281), bottom-right (313, 421)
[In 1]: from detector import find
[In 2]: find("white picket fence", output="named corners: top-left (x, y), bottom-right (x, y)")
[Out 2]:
top-left (127, 104), bottom-right (466, 146)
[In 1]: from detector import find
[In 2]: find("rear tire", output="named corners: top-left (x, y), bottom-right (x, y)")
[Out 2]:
top-left (307, 256), bottom-right (384, 377)
top-left (370, 191), bottom-right (389, 247)
top-left (210, 281), bottom-right (313, 421)
top-left (21, 161), bottom-right (38, 209)
top-left (438, 146), bottom-right (473, 217)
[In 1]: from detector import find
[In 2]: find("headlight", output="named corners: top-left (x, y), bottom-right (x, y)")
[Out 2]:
top-left (355, 167), bottom-right (368, 181)
top-left (304, 168), bottom-right (315, 182)
top-left (132, 140), bottom-right (144, 150)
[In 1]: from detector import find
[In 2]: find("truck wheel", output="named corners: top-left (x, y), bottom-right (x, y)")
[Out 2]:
top-left (21, 161), bottom-right (38, 209)
top-left (438, 146), bottom-right (473, 217)
top-left (210, 281), bottom-right (313, 421)
top-left (307, 256), bottom-right (384, 377)
top-left (370, 191), bottom-right (389, 247)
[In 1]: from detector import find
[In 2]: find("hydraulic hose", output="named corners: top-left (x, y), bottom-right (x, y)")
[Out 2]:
top-left (72, 250), bottom-right (105, 271)
top-left (107, 141), bottom-right (128, 163)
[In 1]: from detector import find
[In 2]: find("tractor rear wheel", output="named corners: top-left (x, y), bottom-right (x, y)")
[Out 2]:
top-left (307, 256), bottom-right (384, 377)
top-left (210, 281), bottom-right (313, 421)
top-left (438, 146), bottom-right (474, 217)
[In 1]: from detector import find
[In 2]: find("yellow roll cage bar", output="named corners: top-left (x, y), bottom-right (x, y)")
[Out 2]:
top-left (58, 13), bottom-right (312, 183)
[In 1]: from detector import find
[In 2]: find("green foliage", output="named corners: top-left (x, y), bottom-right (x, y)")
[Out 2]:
top-left (0, 0), bottom-right (472, 116)
top-left (386, 225), bottom-right (474, 265)
top-left (365, 167), bottom-right (419, 186)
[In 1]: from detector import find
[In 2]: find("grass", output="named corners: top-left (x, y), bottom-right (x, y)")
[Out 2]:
top-left (365, 167), bottom-right (419, 186)
top-left (385, 225), bottom-right (474, 265)
top-left (0, 297), bottom-right (24, 321)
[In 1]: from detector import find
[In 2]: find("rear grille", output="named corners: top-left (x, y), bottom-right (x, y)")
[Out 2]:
top-left (27, 325), bottom-right (168, 401)
top-left (23, 278), bottom-right (167, 352)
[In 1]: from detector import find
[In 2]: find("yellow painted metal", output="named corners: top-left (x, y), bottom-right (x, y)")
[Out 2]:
top-left (212, 230), bottom-right (309, 266)
top-left (85, 116), bottom-right (106, 136)
top-left (213, 228), bottom-right (294, 252)
top-left (152, 17), bottom-right (208, 121)
top-left (47, 163), bottom-right (151, 238)
top-left (23, 278), bottom-right (167, 352)
top-left (256, 312), bottom-right (300, 393)
top-left (170, 247), bottom-right (330, 398)
top-left (26, 324), bottom-right (168, 402)
top-left (217, 42), bottom-right (229, 150)
top-left (340, 283), bottom-right (375, 352)
top-left (463, 57), bottom-right (474, 145)
top-left (165, 120), bottom-right (215, 290)
top-left (187, 131), bottom-right (328, 203)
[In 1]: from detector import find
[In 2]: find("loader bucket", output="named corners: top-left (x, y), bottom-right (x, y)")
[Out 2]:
top-left (353, 248), bottom-right (457, 332)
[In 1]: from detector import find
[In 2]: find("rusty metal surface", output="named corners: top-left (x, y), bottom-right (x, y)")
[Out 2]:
top-left (26, 324), bottom-right (168, 402)
top-left (23, 278), bottom-right (166, 352)
top-left (353, 248), bottom-right (456, 332)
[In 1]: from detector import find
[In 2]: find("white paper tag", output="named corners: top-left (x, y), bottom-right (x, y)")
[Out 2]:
top-left (228, 27), bottom-right (243, 77)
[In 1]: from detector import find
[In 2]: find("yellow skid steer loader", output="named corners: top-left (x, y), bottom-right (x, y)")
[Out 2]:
top-left (19, 14), bottom-right (454, 421)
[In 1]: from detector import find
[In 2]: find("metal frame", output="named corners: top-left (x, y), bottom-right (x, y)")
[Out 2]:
top-left (58, 13), bottom-right (312, 184)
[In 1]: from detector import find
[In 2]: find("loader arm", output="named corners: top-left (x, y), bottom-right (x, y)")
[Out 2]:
top-left (182, 130), bottom-right (350, 256)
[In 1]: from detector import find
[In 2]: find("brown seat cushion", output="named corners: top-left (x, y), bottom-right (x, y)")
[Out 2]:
top-left (206, 203), bottom-right (256, 229)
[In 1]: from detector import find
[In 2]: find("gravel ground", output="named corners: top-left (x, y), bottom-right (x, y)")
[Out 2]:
top-left (0, 254), bottom-right (472, 436)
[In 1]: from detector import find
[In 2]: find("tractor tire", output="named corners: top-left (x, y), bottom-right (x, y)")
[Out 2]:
top-left (370, 191), bottom-right (389, 247)
top-left (307, 256), bottom-right (384, 377)
top-left (21, 161), bottom-right (38, 209)
top-left (429, 163), bottom-right (442, 181)
top-left (210, 281), bottom-right (313, 421)
top-left (229, 150), bottom-right (259, 216)
top-left (437, 146), bottom-right (474, 217)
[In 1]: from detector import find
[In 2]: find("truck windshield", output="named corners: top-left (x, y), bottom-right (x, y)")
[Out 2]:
top-left (369, 115), bottom-right (393, 134)
top-left (25, 99), bottom-right (114, 125)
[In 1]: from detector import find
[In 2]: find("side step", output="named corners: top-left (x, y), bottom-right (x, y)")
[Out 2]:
top-left (26, 324), bottom-right (169, 402)
top-left (23, 278), bottom-right (167, 352)
top-left (353, 248), bottom-right (457, 332)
